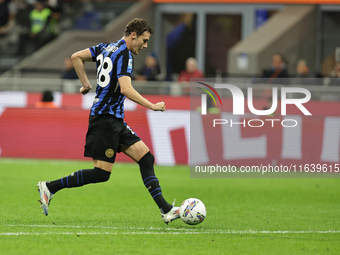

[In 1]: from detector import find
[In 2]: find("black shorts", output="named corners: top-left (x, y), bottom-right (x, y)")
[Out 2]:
top-left (84, 114), bottom-right (141, 163)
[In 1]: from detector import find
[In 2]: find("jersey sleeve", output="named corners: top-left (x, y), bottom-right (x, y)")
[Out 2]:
top-left (117, 49), bottom-right (133, 78)
top-left (89, 43), bottom-right (108, 62)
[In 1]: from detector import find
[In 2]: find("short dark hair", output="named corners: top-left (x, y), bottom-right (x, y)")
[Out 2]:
top-left (125, 18), bottom-right (153, 37)
top-left (42, 90), bottom-right (54, 102)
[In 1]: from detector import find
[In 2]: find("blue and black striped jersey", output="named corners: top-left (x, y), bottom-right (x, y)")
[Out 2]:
top-left (89, 39), bottom-right (133, 118)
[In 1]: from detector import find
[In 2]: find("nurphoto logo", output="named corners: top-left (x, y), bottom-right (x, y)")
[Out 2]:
top-left (197, 82), bottom-right (312, 128)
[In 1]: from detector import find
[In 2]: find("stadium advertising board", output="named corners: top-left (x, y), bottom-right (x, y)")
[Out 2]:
top-left (0, 90), bottom-right (339, 178)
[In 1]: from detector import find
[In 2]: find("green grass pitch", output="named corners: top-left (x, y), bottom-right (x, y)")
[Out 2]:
top-left (0, 158), bottom-right (339, 254)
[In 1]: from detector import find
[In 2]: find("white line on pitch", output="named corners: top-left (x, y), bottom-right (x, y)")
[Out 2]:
top-left (0, 232), bottom-right (195, 236)
top-left (5, 224), bottom-right (189, 231)
top-left (3, 225), bottom-right (340, 234)
top-left (1, 231), bottom-right (340, 236)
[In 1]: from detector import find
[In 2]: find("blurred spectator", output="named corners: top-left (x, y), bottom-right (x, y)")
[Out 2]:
top-left (29, 0), bottom-right (53, 51)
top-left (296, 59), bottom-right (310, 78)
top-left (177, 57), bottom-right (204, 82)
top-left (75, 0), bottom-right (101, 31)
top-left (46, 0), bottom-right (61, 40)
top-left (61, 57), bottom-right (79, 93)
top-left (35, 90), bottom-right (57, 108)
top-left (0, 0), bottom-right (11, 35)
top-left (166, 13), bottom-right (195, 81)
top-left (294, 59), bottom-right (317, 85)
top-left (262, 53), bottom-right (289, 84)
top-left (327, 62), bottom-right (340, 86)
top-left (15, 0), bottom-right (31, 55)
top-left (328, 62), bottom-right (340, 78)
top-left (136, 53), bottom-right (161, 81)
top-left (61, 57), bottom-right (78, 80)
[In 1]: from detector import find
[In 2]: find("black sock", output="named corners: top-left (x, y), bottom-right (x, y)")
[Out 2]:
top-left (46, 167), bottom-right (111, 194)
top-left (138, 151), bottom-right (172, 214)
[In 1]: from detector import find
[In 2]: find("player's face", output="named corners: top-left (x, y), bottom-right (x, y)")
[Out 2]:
top-left (131, 31), bottom-right (150, 55)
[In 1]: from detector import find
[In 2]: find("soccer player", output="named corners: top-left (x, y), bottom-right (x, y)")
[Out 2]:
top-left (36, 18), bottom-right (180, 224)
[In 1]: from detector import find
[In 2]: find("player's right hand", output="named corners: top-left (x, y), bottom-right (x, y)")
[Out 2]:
top-left (80, 86), bottom-right (92, 95)
top-left (153, 102), bottom-right (165, 112)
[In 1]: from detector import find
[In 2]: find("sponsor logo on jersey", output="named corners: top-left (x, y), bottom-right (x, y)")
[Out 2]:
top-left (104, 46), bottom-right (118, 52)
top-left (128, 59), bottom-right (133, 70)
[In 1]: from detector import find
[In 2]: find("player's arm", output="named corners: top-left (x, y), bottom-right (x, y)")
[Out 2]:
top-left (119, 76), bottom-right (165, 111)
top-left (71, 49), bottom-right (93, 95)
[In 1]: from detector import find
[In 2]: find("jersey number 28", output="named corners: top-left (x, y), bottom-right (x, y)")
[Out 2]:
top-left (96, 55), bottom-right (113, 88)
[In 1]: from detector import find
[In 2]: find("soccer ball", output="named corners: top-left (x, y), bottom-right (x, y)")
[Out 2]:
top-left (179, 198), bottom-right (206, 225)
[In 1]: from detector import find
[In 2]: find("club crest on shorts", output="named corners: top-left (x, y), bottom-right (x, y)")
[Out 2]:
top-left (105, 148), bottom-right (114, 158)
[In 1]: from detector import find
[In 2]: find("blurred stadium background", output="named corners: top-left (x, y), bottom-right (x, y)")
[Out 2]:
top-left (1, 0), bottom-right (340, 167)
